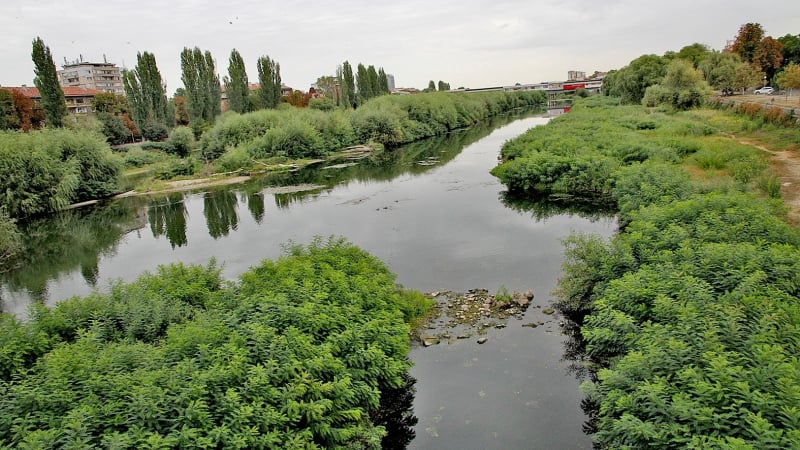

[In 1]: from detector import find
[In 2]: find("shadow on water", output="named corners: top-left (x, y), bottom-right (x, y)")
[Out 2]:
top-left (500, 192), bottom-right (617, 223)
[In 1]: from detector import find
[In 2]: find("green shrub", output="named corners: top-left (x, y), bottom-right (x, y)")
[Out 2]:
top-left (0, 209), bottom-right (21, 271)
top-left (141, 122), bottom-right (169, 141)
top-left (121, 147), bottom-right (165, 168)
top-left (154, 157), bottom-right (196, 180)
top-left (167, 126), bottom-right (194, 157)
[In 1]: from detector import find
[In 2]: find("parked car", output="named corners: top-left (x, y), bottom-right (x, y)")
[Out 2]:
top-left (754, 87), bottom-right (774, 95)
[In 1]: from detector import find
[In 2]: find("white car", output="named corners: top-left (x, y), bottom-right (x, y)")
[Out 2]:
top-left (754, 87), bottom-right (774, 95)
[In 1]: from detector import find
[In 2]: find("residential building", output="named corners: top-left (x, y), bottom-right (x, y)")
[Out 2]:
top-left (567, 70), bottom-right (586, 81)
top-left (386, 74), bottom-right (396, 92)
top-left (58, 58), bottom-right (124, 95)
top-left (2, 85), bottom-right (104, 115)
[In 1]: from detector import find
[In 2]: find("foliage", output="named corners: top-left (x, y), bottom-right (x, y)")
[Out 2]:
top-left (167, 126), bottom-right (195, 157)
top-left (602, 54), bottom-right (667, 104)
top-left (730, 23), bottom-right (765, 63)
top-left (309, 96), bottom-right (335, 111)
top-left (776, 63), bottom-right (800, 92)
top-left (0, 89), bottom-right (16, 130)
top-left (224, 48), bottom-right (250, 114)
top-left (437, 80), bottom-right (451, 92)
top-left (0, 238), bottom-right (431, 448)
top-left (123, 52), bottom-right (170, 133)
top-left (154, 157), bottom-right (197, 180)
top-left (642, 60), bottom-right (711, 110)
top-left (141, 121), bottom-right (169, 141)
top-left (0, 128), bottom-right (122, 217)
top-left (340, 61), bottom-right (357, 109)
top-left (31, 37), bottom-right (67, 128)
top-left (199, 90), bottom-right (546, 163)
top-left (778, 33), bottom-right (800, 67)
top-left (257, 55), bottom-right (282, 109)
top-left (121, 147), bottom-right (167, 168)
top-left (181, 47), bottom-right (222, 123)
top-left (699, 51), bottom-right (763, 94)
top-left (498, 92), bottom-right (800, 447)
top-left (96, 112), bottom-right (131, 145)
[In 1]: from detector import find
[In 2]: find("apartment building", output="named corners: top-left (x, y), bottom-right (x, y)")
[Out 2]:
top-left (58, 58), bottom-right (124, 95)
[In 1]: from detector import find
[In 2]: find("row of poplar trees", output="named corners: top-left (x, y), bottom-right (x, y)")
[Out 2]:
top-left (336, 61), bottom-right (390, 109)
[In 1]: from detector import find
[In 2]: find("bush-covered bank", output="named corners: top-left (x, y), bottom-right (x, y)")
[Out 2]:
top-left (200, 91), bottom-right (546, 164)
top-left (0, 237), bottom-right (433, 448)
top-left (0, 129), bottom-right (122, 218)
top-left (494, 96), bottom-right (800, 448)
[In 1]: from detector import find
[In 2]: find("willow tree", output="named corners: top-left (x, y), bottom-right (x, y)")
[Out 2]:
top-left (256, 55), bottom-right (281, 108)
top-left (123, 51), bottom-right (169, 133)
top-left (224, 49), bottom-right (249, 113)
top-left (31, 37), bottom-right (67, 127)
top-left (181, 47), bottom-right (221, 123)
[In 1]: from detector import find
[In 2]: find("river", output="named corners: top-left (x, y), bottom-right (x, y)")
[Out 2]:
top-left (1, 110), bottom-right (616, 448)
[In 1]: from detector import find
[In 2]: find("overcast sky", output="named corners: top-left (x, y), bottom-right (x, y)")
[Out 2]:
top-left (1, 0), bottom-right (798, 93)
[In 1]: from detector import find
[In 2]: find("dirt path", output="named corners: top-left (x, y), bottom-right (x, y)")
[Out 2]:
top-left (732, 136), bottom-right (800, 225)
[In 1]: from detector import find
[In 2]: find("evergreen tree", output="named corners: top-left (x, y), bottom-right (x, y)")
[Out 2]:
top-left (224, 49), bottom-right (249, 113)
top-left (31, 37), bottom-right (67, 127)
top-left (256, 55), bottom-right (281, 109)
top-left (181, 47), bottom-right (221, 123)
top-left (428, 80), bottom-right (436, 91)
top-left (123, 51), bottom-right (169, 134)
top-left (378, 68), bottom-right (389, 94)
top-left (341, 61), bottom-right (356, 109)
top-left (437, 80), bottom-right (450, 91)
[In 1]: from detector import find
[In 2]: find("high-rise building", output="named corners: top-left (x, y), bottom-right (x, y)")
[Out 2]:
top-left (58, 57), bottom-right (124, 95)
top-left (386, 74), bottom-right (396, 92)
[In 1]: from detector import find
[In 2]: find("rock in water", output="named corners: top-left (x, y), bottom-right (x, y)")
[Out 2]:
top-left (477, 337), bottom-right (488, 344)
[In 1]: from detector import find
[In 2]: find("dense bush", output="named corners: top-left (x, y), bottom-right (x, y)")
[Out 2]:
top-left (167, 126), bottom-right (195, 157)
top-left (199, 90), bottom-right (546, 162)
top-left (0, 129), bottom-right (122, 217)
top-left (0, 238), bottom-right (433, 448)
top-left (141, 121), bottom-right (169, 141)
top-left (498, 95), bottom-right (800, 448)
top-left (96, 112), bottom-right (131, 146)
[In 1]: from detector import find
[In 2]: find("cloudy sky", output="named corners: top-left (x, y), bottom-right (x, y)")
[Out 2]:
top-left (1, 0), bottom-right (798, 93)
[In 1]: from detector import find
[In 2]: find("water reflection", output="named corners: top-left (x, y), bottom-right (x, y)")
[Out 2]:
top-left (246, 191), bottom-right (265, 224)
top-left (203, 190), bottom-right (239, 239)
top-left (148, 194), bottom-right (188, 248)
top-left (500, 192), bottom-right (617, 223)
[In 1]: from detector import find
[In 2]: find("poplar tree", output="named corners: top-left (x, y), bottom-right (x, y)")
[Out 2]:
top-left (438, 80), bottom-right (450, 91)
top-left (224, 49), bottom-right (249, 113)
top-left (356, 63), bottom-right (372, 104)
top-left (428, 80), bottom-right (436, 91)
top-left (367, 65), bottom-right (381, 97)
top-left (341, 61), bottom-right (356, 109)
top-left (122, 51), bottom-right (169, 134)
top-left (31, 37), bottom-right (67, 127)
top-left (378, 68), bottom-right (389, 94)
top-left (256, 55), bottom-right (281, 108)
top-left (181, 47), bottom-right (221, 123)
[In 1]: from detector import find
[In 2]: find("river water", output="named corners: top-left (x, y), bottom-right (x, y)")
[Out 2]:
top-left (1, 111), bottom-right (616, 448)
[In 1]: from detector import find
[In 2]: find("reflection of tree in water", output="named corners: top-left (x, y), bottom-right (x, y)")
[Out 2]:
top-left (203, 190), bottom-right (239, 239)
top-left (148, 194), bottom-right (188, 248)
top-left (500, 192), bottom-right (617, 223)
top-left (0, 199), bottom-right (148, 301)
top-left (245, 191), bottom-right (265, 224)
top-left (371, 370), bottom-right (418, 450)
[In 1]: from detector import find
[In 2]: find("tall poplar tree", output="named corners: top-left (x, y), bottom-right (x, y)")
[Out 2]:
top-left (367, 65), bottom-right (381, 97)
top-left (356, 63), bottom-right (372, 104)
top-left (224, 49), bottom-right (249, 113)
top-left (181, 47), bottom-right (221, 123)
top-left (122, 51), bottom-right (168, 133)
top-left (340, 61), bottom-right (356, 109)
top-left (377, 68), bottom-right (389, 94)
top-left (31, 37), bottom-right (67, 127)
top-left (256, 55), bottom-right (281, 109)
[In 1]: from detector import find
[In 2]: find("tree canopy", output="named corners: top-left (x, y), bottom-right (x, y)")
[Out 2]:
top-left (180, 47), bottom-right (221, 124)
top-left (123, 51), bottom-right (169, 134)
top-left (256, 55), bottom-right (281, 109)
top-left (224, 49), bottom-right (249, 114)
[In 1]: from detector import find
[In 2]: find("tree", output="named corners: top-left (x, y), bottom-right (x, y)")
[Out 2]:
top-left (729, 23), bottom-right (765, 63)
top-left (123, 51), bottom-right (169, 135)
top-left (755, 36), bottom-right (784, 83)
top-left (356, 63), bottom-right (372, 104)
top-left (314, 75), bottom-right (339, 104)
top-left (367, 65), bottom-right (381, 97)
top-left (427, 80), bottom-right (436, 91)
top-left (775, 63), bottom-right (800, 101)
top-left (437, 80), bottom-right (451, 91)
top-left (256, 55), bottom-right (281, 108)
top-left (181, 47), bottom-right (221, 123)
top-left (224, 48), bottom-right (249, 114)
top-left (699, 51), bottom-right (761, 94)
top-left (340, 61), bottom-right (356, 109)
top-left (31, 37), bottom-right (67, 127)
top-left (642, 59), bottom-right (710, 110)
top-left (606, 54), bottom-right (666, 103)
top-left (673, 43), bottom-right (711, 68)
top-left (0, 90), bottom-right (15, 130)
top-left (778, 33), bottom-right (800, 67)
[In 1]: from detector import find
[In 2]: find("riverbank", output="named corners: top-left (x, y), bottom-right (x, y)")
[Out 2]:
top-left (493, 96), bottom-right (800, 448)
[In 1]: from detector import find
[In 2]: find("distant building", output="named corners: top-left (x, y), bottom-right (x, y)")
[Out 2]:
top-left (386, 74), bottom-right (396, 92)
top-left (58, 58), bottom-right (124, 95)
top-left (567, 71), bottom-right (586, 81)
top-left (2, 85), bottom-right (104, 115)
